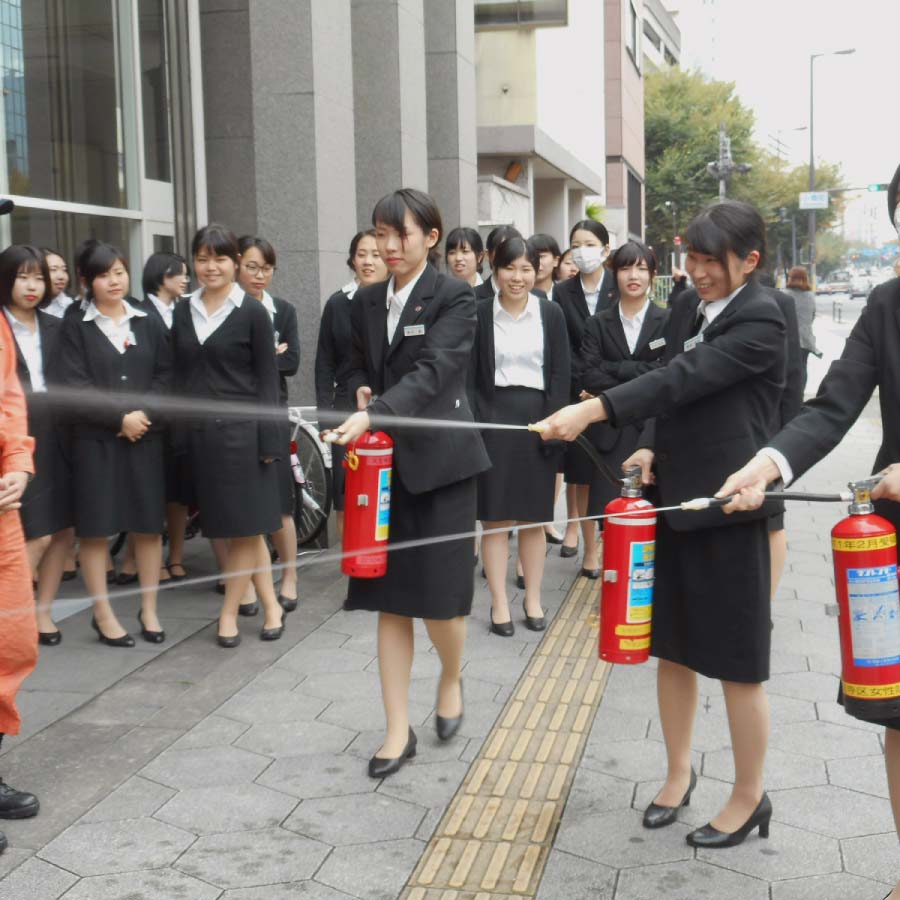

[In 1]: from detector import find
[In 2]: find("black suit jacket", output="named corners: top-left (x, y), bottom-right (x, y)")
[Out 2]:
top-left (768, 277), bottom-right (900, 527)
top-left (602, 280), bottom-right (786, 530)
top-left (272, 296), bottom-right (300, 407)
top-left (11, 310), bottom-right (62, 392)
top-left (474, 278), bottom-right (547, 303)
top-left (580, 301), bottom-right (669, 453)
top-left (469, 295), bottom-right (570, 429)
top-left (766, 287), bottom-right (803, 428)
top-left (552, 271), bottom-right (620, 400)
top-left (315, 287), bottom-right (355, 418)
top-left (347, 264), bottom-right (491, 494)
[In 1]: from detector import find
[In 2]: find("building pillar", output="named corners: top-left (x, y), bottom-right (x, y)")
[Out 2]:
top-left (533, 178), bottom-right (567, 245)
top-left (424, 0), bottom-right (477, 231)
top-left (351, 0), bottom-right (429, 226)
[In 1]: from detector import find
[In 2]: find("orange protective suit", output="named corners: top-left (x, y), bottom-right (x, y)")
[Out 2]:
top-left (0, 313), bottom-right (36, 736)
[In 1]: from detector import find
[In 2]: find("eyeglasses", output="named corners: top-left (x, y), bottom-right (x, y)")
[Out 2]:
top-left (243, 262), bottom-right (275, 276)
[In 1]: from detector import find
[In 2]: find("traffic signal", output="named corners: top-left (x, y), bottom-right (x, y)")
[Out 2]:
top-left (868, 183), bottom-right (889, 192)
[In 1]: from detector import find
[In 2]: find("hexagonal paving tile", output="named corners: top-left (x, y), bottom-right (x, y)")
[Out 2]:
top-left (771, 784), bottom-right (893, 838)
top-left (276, 647), bottom-right (373, 677)
top-left (771, 872), bottom-right (892, 900)
top-left (221, 884), bottom-right (357, 900)
top-left (80, 775), bottom-right (175, 823)
top-left (300, 670), bottom-right (383, 702)
top-left (59, 869), bottom-right (221, 900)
top-left (175, 827), bottom-right (330, 889)
top-left (585, 706), bottom-right (651, 743)
top-left (170, 715), bottom-right (250, 750)
top-left (534, 849), bottom-right (615, 900)
top-left (706, 692), bottom-right (818, 726)
top-left (316, 838), bottom-right (425, 900)
top-left (580, 738), bottom-right (700, 783)
top-left (768, 720), bottom-right (882, 759)
top-left (647, 709), bottom-right (732, 752)
top-left (235, 719), bottom-right (356, 758)
top-left (458, 653), bottom-right (529, 686)
top-left (318, 698), bottom-right (432, 733)
top-left (842, 831), bottom-right (900, 885)
top-left (564, 767), bottom-right (635, 819)
top-left (256, 750), bottom-right (378, 799)
top-left (155, 782), bottom-right (297, 834)
top-left (815, 701), bottom-right (884, 733)
top-left (39, 817), bottom-right (195, 876)
top-left (140, 745), bottom-right (270, 790)
top-left (827, 754), bottom-right (889, 798)
top-left (766, 672), bottom-right (840, 702)
top-left (703, 747), bottom-right (827, 791)
top-left (695, 820), bottom-right (841, 880)
top-left (284, 792), bottom-right (424, 844)
top-left (554, 808), bottom-right (693, 868)
top-left (217, 690), bottom-right (328, 724)
top-left (615, 859), bottom-right (769, 900)
top-left (0, 857), bottom-right (77, 900)
top-left (376, 759), bottom-right (471, 809)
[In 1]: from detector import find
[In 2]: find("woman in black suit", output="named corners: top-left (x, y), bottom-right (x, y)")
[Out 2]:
top-left (579, 241), bottom-right (668, 517)
top-left (173, 225), bottom-right (284, 647)
top-left (328, 188), bottom-right (490, 777)
top-left (471, 236), bottom-right (569, 635)
top-left (553, 219), bottom-right (619, 572)
top-left (315, 230), bottom-right (388, 537)
top-left (59, 242), bottom-right (173, 647)
top-left (538, 201), bottom-right (786, 848)
top-left (0, 245), bottom-right (72, 645)
top-left (237, 235), bottom-right (301, 611)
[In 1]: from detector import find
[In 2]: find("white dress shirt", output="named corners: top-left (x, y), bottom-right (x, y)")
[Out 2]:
top-left (83, 298), bottom-right (147, 354)
top-left (189, 282), bottom-right (244, 344)
top-left (582, 277), bottom-right (601, 316)
top-left (385, 263), bottom-right (427, 344)
top-left (148, 293), bottom-right (175, 330)
top-left (43, 293), bottom-right (73, 319)
top-left (493, 294), bottom-right (544, 390)
top-left (697, 282), bottom-right (746, 331)
top-left (4, 309), bottom-right (46, 392)
top-left (619, 299), bottom-right (650, 355)
top-left (342, 279), bottom-right (359, 300)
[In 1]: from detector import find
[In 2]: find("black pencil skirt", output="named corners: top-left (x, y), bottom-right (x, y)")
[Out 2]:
top-left (564, 422), bottom-right (604, 485)
top-left (20, 397), bottom-right (71, 540)
top-left (275, 421), bottom-right (295, 518)
top-left (651, 514), bottom-right (771, 683)
top-left (478, 387), bottom-right (556, 523)
top-left (345, 469), bottom-right (477, 620)
top-left (331, 442), bottom-right (347, 512)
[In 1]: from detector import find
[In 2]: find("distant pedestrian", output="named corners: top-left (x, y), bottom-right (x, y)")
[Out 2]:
top-left (784, 265), bottom-right (819, 395)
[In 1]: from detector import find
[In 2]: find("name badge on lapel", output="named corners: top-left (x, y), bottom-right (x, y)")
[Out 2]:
top-left (124, 330), bottom-right (137, 350)
top-left (683, 333), bottom-right (703, 353)
top-left (649, 337), bottom-right (666, 350)
top-left (403, 324), bottom-right (425, 337)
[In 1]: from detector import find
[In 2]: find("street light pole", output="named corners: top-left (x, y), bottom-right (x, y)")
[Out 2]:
top-left (808, 48), bottom-right (855, 290)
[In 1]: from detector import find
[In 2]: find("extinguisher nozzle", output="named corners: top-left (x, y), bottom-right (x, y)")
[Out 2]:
top-left (527, 423), bottom-right (547, 434)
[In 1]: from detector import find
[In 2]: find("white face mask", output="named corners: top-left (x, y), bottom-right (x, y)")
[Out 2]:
top-left (572, 245), bottom-right (607, 275)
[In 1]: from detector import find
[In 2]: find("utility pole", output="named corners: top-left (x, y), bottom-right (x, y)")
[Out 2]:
top-left (706, 124), bottom-right (752, 200)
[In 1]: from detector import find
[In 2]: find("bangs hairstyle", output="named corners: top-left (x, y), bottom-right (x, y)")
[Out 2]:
top-left (685, 200), bottom-right (768, 270)
top-left (787, 266), bottom-right (811, 292)
top-left (347, 229), bottom-right (377, 269)
top-left (492, 236), bottom-right (540, 274)
top-left (142, 252), bottom-right (189, 297)
top-left (80, 242), bottom-right (129, 300)
top-left (529, 233), bottom-right (562, 258)
top-left (237, 235), bottom-right (277, 267)
top-left (372, 188), bottom-right (443, 243)
top-left (191, 224), bottom-right (240, 264)
top-left (485, 224), bottom-right (521, 255)
top-left (0, 244), bottom-right (50, 308)
top-left (40, 247), bottom-right (65, 262)
top-left (608, 240), bottom-right (657, 279)
top-left (569, 219), bottom-right (609, 246)
top-left (445, 227), bottom-right (484, 267)
top-left (552, 247), bottom-right (573, 281)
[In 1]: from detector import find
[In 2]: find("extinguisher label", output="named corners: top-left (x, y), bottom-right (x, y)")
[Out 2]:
top-left (376, 468), bottom-right (391, 542)
top-left (846, 564), bottom-right (900, 667)
top-left (627, 541), bottom-right (654, 624)
top-left (833, 534), bottom-right (897, 552)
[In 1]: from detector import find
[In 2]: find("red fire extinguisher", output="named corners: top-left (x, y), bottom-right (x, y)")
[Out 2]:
top-left (341, 431), bottom-right (393, 579)
top-left (832, 478), bottom-right (900, 720)
top-left (599, 467), bottom-right (656, 664)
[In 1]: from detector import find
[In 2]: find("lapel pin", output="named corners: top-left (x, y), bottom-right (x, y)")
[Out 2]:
top-left (414, 305), bottom-right (423, 313)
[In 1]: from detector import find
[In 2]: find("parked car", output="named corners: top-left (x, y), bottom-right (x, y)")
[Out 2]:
top-left (850, 272), bottom-right (872, 298)
top-left (817, 270), bottom-right (851, 295)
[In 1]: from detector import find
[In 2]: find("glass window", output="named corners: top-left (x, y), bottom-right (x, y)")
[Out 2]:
top-left (10, 207), bottom-right (134, 277)
top-left (627, 171), bottom-right (643, 238)
top-left (138, 0), bottom-right (171, 183)
top-left (475, 0), bottom-right (568, 29)
top-left (627, 2), bottom-right (640, 69)
top-left (8, 0), bottom-right (128, 207)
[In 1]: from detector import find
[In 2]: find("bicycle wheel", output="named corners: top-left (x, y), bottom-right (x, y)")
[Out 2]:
top-left (108, 531), bottom-right (127, 558)
top-left (293, 428), bottom-right (333, 546)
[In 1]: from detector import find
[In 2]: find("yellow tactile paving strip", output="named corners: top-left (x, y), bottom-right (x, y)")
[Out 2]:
top-left (400, 576), bottom-right (609, 900)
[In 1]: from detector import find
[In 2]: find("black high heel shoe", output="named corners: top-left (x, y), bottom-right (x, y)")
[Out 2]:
top-left (91, 617), bottom-right (135, 648)
top-left (560, 543), bottom-right (578, 558)
top-left (137, 610), bottom-right (165, 644)
top-left (523, 599), bottom-right (545, 632)
top-left (435, 683), bottom-right (464, 741)
top-left (38, 630), bottom-right (62, 647)
top-left (686, 793), bottom-right (772, 848)
top-left (277, 594), bottom-right (298, 613)
top-left (260, 615), bottom-right (285, 641)
top-left (489, 610), bottom-right (515, 637)
top-left (368, 728), bottom-right (417, 778)
top-left (217, 632), bottom-right (241, 649)
top-left (238, 601), bottom-right (259, 617)
top-left (643, 768), bottom-right (697, 829)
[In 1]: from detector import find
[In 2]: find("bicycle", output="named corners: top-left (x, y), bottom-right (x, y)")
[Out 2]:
top-left (288, 405), bottom-right (333, 546)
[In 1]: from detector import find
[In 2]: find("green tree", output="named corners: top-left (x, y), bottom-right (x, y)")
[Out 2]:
top-left (644, 68), bottom-right (847, 272)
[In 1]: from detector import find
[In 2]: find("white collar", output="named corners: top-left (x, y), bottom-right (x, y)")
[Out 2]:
top-left (148, 292), bottom-right (174, 309)
top-left (700, 282), bottom-right (746, 326)
top-left (474, 273), bottom-right (484, 286)
top-left (190, 282), bottom-right (245, 311)
top-left (619, 298), bottom-right (650, 325)
top-left (83, 297), bottom-right (147, 322)
top-left (342, 279), bottom-right (359, 299)
top-left (261, 290), bottom-right (276, 316)
top-left (581, 274), bottom-right (602, 296)
top-left (493, 293), bottom-right (539, 322)
top-left (3, 308), bottom-right (37, 334)
top-left (385, 263), bottom-right (427, 310)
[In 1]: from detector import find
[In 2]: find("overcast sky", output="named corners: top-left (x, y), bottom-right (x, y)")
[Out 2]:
top-left (670, 0), bottom-right (899, 243)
